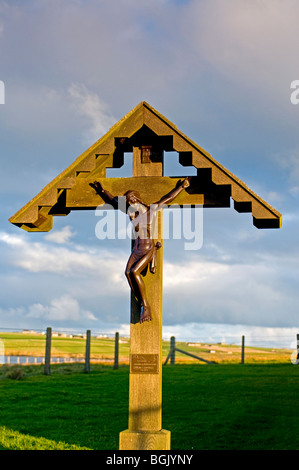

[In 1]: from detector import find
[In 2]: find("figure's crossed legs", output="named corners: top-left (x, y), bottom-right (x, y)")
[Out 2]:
top-left (125, 248), bottom-right (155, 323)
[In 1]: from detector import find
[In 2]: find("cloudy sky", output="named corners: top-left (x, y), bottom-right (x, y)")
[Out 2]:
top-left (0, 0), bottom-right (298, 348)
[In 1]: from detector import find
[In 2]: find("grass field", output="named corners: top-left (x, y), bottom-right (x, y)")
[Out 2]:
top-left (0, 363), bottom-right (299, 450)
top-left (0, 332), bottom-right (298, 450)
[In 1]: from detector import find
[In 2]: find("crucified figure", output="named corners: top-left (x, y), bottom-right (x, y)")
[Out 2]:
top-left (92, 177), bottom-right (191, 323)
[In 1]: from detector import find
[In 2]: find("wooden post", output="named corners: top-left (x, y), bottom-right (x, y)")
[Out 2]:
top-left (119, 146), bottom-right (170, 450)
top-left (119, 212), bottom-right (170, 450)
top-left (241, 335), bottom-right (245, 364)
top-left (164, 336), bottom-right (175, 365)
top-left (170, 336), bottom-right (175, 365)
top-left (84, 330), bottom-right (91, 373)
top-left (296, 334), bottom-right (299, 364)
top-left (44, 327), bottom-right (52, 375)
top-left (114, 332), bottom-right (119, 369)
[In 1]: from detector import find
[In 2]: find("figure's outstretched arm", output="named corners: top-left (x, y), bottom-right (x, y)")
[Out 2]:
top-left (155, 177), bottom-right (191, 208)
top-left (90, 181), bottom-right (118, 209)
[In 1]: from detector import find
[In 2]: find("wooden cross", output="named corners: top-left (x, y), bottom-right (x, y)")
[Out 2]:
top-left (9, 102), bottom-right (282, 450)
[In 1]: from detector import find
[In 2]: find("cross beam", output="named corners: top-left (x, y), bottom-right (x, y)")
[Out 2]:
top-left (65, 175), bottom-right (232, 209)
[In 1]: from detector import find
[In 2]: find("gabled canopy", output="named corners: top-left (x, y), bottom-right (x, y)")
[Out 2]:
top-left (9, 101), bottom-right (282, 232)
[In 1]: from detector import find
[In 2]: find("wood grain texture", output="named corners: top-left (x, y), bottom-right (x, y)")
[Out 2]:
top-left (119, 429), bottom-right (171, 450)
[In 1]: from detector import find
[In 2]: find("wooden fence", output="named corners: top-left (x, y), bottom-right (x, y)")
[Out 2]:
top-left (3, 329), bottom-right (297, 373)
top-left (164, 336), bottom-right (215, 365)
top-left (164, 335), bottom-right (247, 365)
top-left (43, 328), bottom-right (120, 375)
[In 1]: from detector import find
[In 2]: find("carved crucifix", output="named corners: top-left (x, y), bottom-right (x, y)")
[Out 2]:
top-left (9, 102), bottom-right (282, 450)
top-left (92, 176), bottom-right (191, 323)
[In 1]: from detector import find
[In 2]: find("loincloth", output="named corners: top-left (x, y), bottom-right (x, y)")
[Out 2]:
top-left (131, 241), bottom-right (161, 273)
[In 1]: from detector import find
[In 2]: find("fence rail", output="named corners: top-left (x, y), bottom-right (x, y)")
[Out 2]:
top-left (0, 328), bottom-right (298, 373)
top-left (0, 328), bottom-right (121, 375)
top-left (164, 336), bottom-right (243, 365)
top-left (42, 328), bottom-right (120, 375)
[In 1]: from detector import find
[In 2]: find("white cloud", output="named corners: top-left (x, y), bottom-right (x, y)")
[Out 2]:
top-left (1, 81), bottom-right (114, 148)
top-left (162, 322), bottom-right (298, 349)
top-left (163, 255), bottom-right (298, 328)
top-left (164, 260), bottom-right (228, 287)
top-left (45, 225), bottom-right (76, 244)
top-left (68, 83), bottom-right (116, 144)
top-left (0, 231), bottom-right (128, 293)
top-left (0, 232), bottom-right (26, 247)
top-left (1, 229), bottom-right (298, 328)
top-left (0, 295), bottom-right (97, 324)
top-left (26, 294), bottom-right (97, 322)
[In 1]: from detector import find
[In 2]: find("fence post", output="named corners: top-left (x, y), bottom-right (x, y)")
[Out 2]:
top-left (84, 329), bottom-right (91, 373)
top-left (44, 327), bottom-right (52, 375)
top-left (114, 332), bottom-right (119, 369)
top-left (0, 339), bottom-right (4, 365)
top-left (170, 336), bottom-right (175, 365)
top-left (296, 334), bottom-right (299, 364)
top-left (241, 335), bottom-right (245, 364)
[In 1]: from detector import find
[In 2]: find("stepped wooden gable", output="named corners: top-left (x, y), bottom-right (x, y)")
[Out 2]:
top-left (9, 101), bottom-right (282, 231)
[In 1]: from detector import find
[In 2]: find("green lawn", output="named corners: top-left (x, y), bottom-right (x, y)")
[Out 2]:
top-left (0, 363), bottom-right (298, 450)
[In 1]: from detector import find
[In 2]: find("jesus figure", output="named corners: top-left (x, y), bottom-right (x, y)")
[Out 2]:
top-left (92, 177), bottom-right (191, 323)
